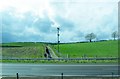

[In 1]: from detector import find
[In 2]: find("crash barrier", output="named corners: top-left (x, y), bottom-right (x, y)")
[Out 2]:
top-left (13, 72), bottom-right (119, 79)
top-left (1, 57), bottom-right (119, 61)
top-left (1, 72), bottom-right (119, 79)
top-left (15, 73), bottom-right (64, 79)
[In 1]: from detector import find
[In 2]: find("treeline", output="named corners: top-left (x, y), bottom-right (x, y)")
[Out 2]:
top-left (85, 31), bottom-right (119, 42)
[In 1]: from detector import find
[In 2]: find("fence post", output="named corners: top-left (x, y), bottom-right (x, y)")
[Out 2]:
top-left (61, 73), bottom-right (63, 79)
top-left (16, 73), bottom-right (19, 79)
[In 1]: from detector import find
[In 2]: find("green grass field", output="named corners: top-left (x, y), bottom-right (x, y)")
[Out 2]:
top-left (54, 40), bottom-right (118, 58)
top-left (1, 40), bottom-right (118, 58)
top-left (1, 42), bottom-right (45, 58)
top-left (1, 40), bottom-right (118, 63)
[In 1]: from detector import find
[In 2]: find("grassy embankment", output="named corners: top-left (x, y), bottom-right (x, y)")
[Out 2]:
top-left (51, 40), bottom-right (118, 63)
top-left (1, 42), bottom-right (45, 58)
top-left (53, 40), bottom-right (118, 58)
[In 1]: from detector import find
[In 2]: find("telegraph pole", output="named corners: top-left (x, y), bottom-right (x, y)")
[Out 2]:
top-left (57, 27), bottom-right (60, 53)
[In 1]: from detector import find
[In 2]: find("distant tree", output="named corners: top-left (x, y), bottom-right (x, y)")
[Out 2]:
top-left (111, 31), bottom-right (118, 40)
top-left (85, 33), bottom-right (96, 42)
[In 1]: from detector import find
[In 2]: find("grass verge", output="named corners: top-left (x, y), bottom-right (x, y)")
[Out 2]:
top-left (1, 59), bottom-right (118, 64)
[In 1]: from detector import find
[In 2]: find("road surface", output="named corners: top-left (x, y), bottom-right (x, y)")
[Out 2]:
top-left (1, 63), bottom-right (119, 77)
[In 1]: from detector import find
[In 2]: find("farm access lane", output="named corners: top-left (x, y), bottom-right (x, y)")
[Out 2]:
top-left (47, 46), bottom-right (58, 58)
top-left (1, 63), bottom-right (119, 77)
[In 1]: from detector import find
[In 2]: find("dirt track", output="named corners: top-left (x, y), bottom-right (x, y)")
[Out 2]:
top-left (47, 46), bottom-right (58, 58)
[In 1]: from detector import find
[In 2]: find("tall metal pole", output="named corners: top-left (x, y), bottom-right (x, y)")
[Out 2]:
top-left (57, 27), bottom-right (60, 53)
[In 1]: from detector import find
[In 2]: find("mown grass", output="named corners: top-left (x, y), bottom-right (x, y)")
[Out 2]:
top-left (54, 40), bottom-right (118, 58)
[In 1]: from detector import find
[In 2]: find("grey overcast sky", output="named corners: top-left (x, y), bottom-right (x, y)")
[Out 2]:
top-left (0, 0), bottom-right (119, 43)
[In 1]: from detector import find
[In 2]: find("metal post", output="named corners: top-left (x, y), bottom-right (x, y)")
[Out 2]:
top-left (112, 72), bottom-right (113, 79)
top-left (57, 27), bottom-right (60, 53)
top-left (61, 73), bottom-right (63, 79)
top-left (16, 73), bottom-right (19, 79)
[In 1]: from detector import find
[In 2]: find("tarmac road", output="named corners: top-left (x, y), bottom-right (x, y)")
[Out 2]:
top-left (1, 63), bottom-right (119, 77)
